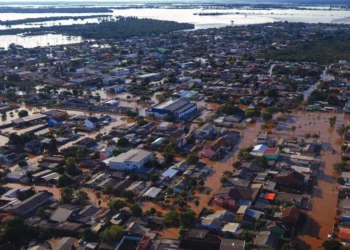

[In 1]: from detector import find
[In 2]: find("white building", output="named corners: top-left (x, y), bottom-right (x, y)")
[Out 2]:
top-left (109, 149), bottom-right (153, 171)
top-left (110, 68), bottom-right (130, 78)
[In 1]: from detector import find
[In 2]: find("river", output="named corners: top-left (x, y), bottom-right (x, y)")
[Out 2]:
top-left (0, 6), bottom-right (350, 48)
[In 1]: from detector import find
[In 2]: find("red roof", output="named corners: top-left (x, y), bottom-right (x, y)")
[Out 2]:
top-left (266, 193), bottom-right (276, 201)
top-left (264, 148), bottom-right (279, 155)
top-left (340, 227), bottom-right (350, 240)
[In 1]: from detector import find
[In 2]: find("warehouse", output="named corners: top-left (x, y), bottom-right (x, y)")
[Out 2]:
top-left (146, 98), bottom-right (197, 119)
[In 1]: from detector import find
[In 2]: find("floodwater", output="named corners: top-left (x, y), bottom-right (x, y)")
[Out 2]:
top-left (139, 110), bottom-right (346, 245)
top-left (0, 7), bottom-right (350, 48)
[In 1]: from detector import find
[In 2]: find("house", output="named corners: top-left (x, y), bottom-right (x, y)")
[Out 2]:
top-left (12, 114), bottom-right (47, 128)
top-left (275, 192), bottom-right (304, 207)
top-left (222, 223), bottom-right (241, 236)
top-left (266, 221), bottom-right (286, 237)
top-left (24, 139), bottom-right (43, 155)
top-left (99, 145), bottom-right (117, 160)
top-left (251, 144), bottom-right (268, 157)
top-left (7, 191), bottom-right (54, 218)
top-left (108, 149), bottom-right (153, 171)
top-left (213, 187), bottom-right (259, 209)
top-left (273, 170), bottom-right (305, 188)
top-left (257, 131), bottom-right (268, 144)
top-left (172, 179), bottom-right (190, 194)
top-left (201, 137), bottom-right (228, 159)
top-left (281, 206), bottom-right (301, 226)
top-left (205, 210), bottom-right (235, 222)
top-left (220, 239), bottom-right (245, 250)
top-left (146, 98), bottom-right (197, 119)
top-left (254, 231), bottom-right (280, 249)
top-left (194, 123), bottom-right (218, 139)
top-left (74, 138), bottom-right (98, 150)
top-left (201, 218), bottom-right (221, 232)
top-left (339, 226), bottom-right (350, 242)
top-left (263, 148), bottom-right (280, 160)
top-left (181, 229), bottom-right (221, 250)
top-left (50, 205), bottom-right (80, 223)
top-left (85, 117), bottom-right (99, 129)
top-left (154, 238), bottom-right (180, 250)
top-left (52, 237), bottom-right (78, 250)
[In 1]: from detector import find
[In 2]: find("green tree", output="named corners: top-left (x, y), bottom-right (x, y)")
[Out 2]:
top-left (18, 110), bottom-right (29, 118)
top-left (150, 207), bottom-right (157, 215)
top-left (130, 204), bottom-right (142, 217)
top-left (108, 199), bottom-right (126, 212)
top-left (322, 239), bottom-right (342, 250)
top-left (337, 177), bottom-right (345, 185)
top-left (333, 162), bottom-right (347, 173)
top-left (180, 210), bottom-right (196, 228)
top-left (245, 110), bottom-right (256, 118)
top-left (167, 188), bottom-right (174, 195)
top-left (99, 225), bottom-right (124, 242)
top-left (117, 137), bottom-right (130, 147)
top-left (267, 89), bottom-right (277, 98)
top-left (164, 211), bottom-right (181, 227)
top-left (61, 186), bottom-right (74, 204)
top-left (220, 176), bottom-right (228, 184)
top-left (82, 228), bottom-right (99, 242)
top-left (337, 125), bottom-right (346, 139)
top-left (65, 157), bottom-right (80, 176)
top-left (329, 116), bottom-right (337, 127)
top-left (76, 190), bottom-right (89, 206)
top-left (36, 207), bottom-right (47, 219)
top-left (103, 184), bottom-right (114, 195)
top-left (58, 174), bottom-right (73, 187)
top-left (186, 154), bottom-right (199, 165)
top-left (122, 190), bottom-right (134, 201)
top-left (261, 112), bottom-right (273, 122)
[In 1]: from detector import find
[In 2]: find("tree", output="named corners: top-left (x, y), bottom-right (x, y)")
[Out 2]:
top-left (65, 157), bottom-right (80, 176)
top-left (164, 211), bottom-right (180, 227)
top-left (333, 162), bottom-right (347, 173)
top-left (58, 174), bottom-right (73, 187)
top-left (117, 137), bottom-right (130, 147)
top-left (61, 186), bottom-right (74, 203)
top-left (76, 190), bottom-right (89, 206)
top-left (18, 110), bottom-right (28, 118)
top-left (267, 89), bottom-right (277, 98)
top-left (108, 199), bottom-right (126, 212)
top-left (291, 125), bottom-right (296, 137)
top-left (337, 125), bottom-right (346, 139)
top-left (130, 204), bottom-right (142, 217)
top-left (261, 112), bottom-right (273, 122)
top-left (198, 180), bottom-right (205, 186)
top-left (180, 210), bottom-right (196, 228)
top-left (150, 207), bottom-right (157, 215)
top-left (194, 200), bottom-right (200, 209)
top-left (36, 207), bottom-right (47, 219)
top-left (103, 184), bottom-right (114, 195)
top-left (245, 110), bottom-right (256, 118)
top-left (166, 188), bottom-right (174, 195)
top-left (186, 154), bottom-right (199, 165)
top-left (220, 176), bottom-right (228, 184)
top-left (322, 239), bottom-right (342, 250)
top-left (82, 228), bottom-right (98, 242)
top-left (122, 190), bottom-right (134, 201)
top-left (7, 73), bottom-right (21, 81)
top-left (337, 177), bottom-right (345, 185)
top-left (163, 152), bottom-right (174, 164)
top-left (99, 225), bottom-right (124, 242)
top-left (329, 116), bottom-right (337, 127)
